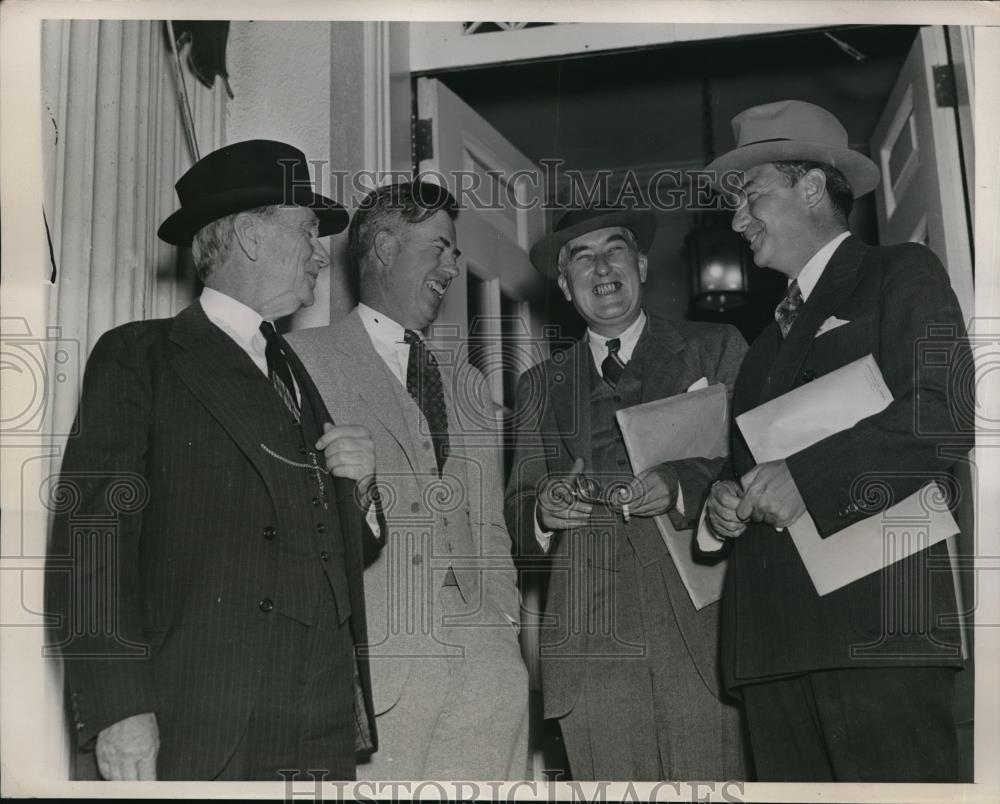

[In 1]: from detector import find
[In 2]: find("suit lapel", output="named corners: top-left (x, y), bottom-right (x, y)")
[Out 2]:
top-left (552, 340), bottom-right (593, 467)
top-left (763, 235), bottom-right (870, 401)
top-left (632, 315), bottom-right (691, 403)
top-left (330, 311), bottom-right (422, 473)
top-left (169, 301), bottom-right (284, 496)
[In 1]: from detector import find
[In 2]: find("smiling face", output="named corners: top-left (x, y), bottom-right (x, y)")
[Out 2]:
top-left (375, 210), bottom-right (461, 331)
top-left (730, 163), bottom-right (814, 278)
top-left (557, 226), bottom-right (647, 337)
top-left (247, 205), bottom-right (324, 319)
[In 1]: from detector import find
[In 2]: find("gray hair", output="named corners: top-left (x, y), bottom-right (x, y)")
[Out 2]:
top-left (556, 226), bottom-right (640, 275)
top-left (191, 205), bottom-right (277, 282)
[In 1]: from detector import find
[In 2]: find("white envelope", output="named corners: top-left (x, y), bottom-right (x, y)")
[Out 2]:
top-left (735, 355), bottom-right (958, 596)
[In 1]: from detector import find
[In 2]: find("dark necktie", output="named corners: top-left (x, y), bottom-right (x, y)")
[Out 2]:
top-left (774, 279), bottom-right (804, 338)
top-left (404, 329), bottom-right (450, 475)
top-left (601, 337), bottom-right (626, 387)
top-left (259, 321), bottom-right (299, 416)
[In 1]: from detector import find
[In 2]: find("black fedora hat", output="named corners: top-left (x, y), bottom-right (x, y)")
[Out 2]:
top-left (157, 139), bottom-right (349, 246)
top-left (529, 208), bottom-right (657, 280)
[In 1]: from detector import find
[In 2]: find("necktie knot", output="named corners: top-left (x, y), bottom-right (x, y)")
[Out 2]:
top-left (601, 337), bottom-right (626, 387)
top-left (774, 280), bottom-right (803, 338)
top-left (259, 320), bottom-right (299, 416)
top-left (403, 328), bottom-right (420, 345)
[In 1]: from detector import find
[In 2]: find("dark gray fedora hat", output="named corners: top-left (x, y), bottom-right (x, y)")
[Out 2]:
top-left (529, 208), bottom-right (657, 279)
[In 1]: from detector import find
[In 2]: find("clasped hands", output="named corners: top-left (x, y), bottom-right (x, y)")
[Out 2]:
top-left (536, 457), bottom-right (676, 531)
top-left (706, 459), bottom-right (806, 539)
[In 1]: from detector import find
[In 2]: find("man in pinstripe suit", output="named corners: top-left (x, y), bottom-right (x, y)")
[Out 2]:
top-left (46, 140), bottom-right (379, 780)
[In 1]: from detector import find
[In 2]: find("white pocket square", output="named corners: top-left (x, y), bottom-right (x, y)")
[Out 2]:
top-left (816, 316), bottom-right (850, 336)
top-left (687, 376), bottom-right (709, 392)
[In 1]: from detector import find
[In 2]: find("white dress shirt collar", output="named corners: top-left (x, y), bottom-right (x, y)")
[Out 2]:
top-left (795, 230), bottom-right (851, 301)
top-left (200, 287), bottom-right (264, 344)
top-left (357, 303), bottom-right (412, 386)
top-left (586, 309), bottom-right (647, 376)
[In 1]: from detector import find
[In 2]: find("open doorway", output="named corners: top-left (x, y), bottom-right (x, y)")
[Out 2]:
top-left (413, 23), bottom-right (975, 781)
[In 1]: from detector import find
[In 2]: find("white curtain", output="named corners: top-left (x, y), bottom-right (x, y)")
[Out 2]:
top-left (38, 18), bottom-right (227, 778)
top-left (41, 19), bottom-right (226, 442)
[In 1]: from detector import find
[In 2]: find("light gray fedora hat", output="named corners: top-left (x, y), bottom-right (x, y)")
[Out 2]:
top-left (705, 100), bottom-right (880, 198)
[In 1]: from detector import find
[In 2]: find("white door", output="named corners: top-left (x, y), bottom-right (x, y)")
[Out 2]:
top-left (871, 25), bottom-right (975, 779)
top-left (416, 76), bottom-right (551, 775)
top-left (416, 77), bottom-right (550, 406)
top-left (870, 26), bottom-right (974, 324)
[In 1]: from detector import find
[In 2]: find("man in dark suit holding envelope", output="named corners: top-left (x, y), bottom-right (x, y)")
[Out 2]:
top-left (504, 208), bottom-right (748, 780)
top-left (702, 100), bottom-right (973, 781)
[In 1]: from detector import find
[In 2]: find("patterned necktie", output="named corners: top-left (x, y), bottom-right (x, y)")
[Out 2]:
top-left (259, 321), bottom-right (300, 416)
top-left (774, 280), bottom-right (804, 338)
top-left (601, 337), bottom-right (626, 387)
top-left (404, 329), bottom-right (450, 475)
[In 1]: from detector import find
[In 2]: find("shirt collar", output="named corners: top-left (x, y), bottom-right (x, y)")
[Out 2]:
top-left (795, 231), bottom-right (851, 301)
top-left (357, 302), bottom-right (409, 348)
top-left (586, 309), bottom-right (647, 363)
top-left (200, 287), bottom-right (263, 344)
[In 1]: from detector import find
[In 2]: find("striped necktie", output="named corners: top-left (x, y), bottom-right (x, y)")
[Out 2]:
top-left (259, 321), bottom-right (299, 417)
top-left (601, 337), bottom-right (626, 387)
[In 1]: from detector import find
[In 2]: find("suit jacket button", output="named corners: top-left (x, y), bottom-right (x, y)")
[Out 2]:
top-left (320, 550), bottom-right (330, 561)
top-left (311, 496), bottom-right (321, 507)
top-left (802, 368), bottom-right (817, 382)
top-left (258, 598), bottom-right (274, 612)
top-left (316, 522), bottom-right (326, 534)
top-left (298, 445), bottom-right (307, 455)
top-left (263, 526), bottom-right (276, 540)
top-left (412, 554), bottom-right (423, 565)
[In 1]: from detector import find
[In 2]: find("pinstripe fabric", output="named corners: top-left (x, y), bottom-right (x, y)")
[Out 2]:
top-left (45, 301), bottom-right (374, 780)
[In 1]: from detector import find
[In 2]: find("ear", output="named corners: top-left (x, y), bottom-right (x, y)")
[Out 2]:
top-left (232, 212), bottom-right (260, 261)
top-left (373, 230), bottom-right (398, 268)
top-left (637, 253), bottom-right (648, 283)
top-left (799, 168), bottom-right (828, 210)
top-left (557, 272), bottom-right (572, 302)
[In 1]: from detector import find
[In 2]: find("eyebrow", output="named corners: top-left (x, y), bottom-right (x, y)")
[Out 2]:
top-left (432, 236), bottom-right (461, 257)
top-left (567, 233), bottom-right (629, 259)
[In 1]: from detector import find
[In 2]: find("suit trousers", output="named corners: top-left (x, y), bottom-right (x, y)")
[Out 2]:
top-left (356, 585), bottom-right (529, 780)
top-left (215, 596), bottom-right (356, 781)
top-left (741, 667), bottom-right (959, 782)
top-left (555, 530), bottom-right (746, 781)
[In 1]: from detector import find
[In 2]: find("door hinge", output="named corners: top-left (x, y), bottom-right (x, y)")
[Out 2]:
top-left (413, 117), bottom-right (434, 164)
top-left (933, 64), bottom-right (957, 108)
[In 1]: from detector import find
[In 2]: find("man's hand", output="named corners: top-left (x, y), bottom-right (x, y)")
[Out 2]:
top-left (317, 423), bottom-right (376, 497)
top-left (612, 466), bottom-right (677, 517)
top-left (537, 457), bottom-right (593, 531)
top-left (706, 479), bottom-right (748, 539)
top-left (736, 460), bottom-right (806, 529)
top-left (95, 711), bottom-right (158, 781)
